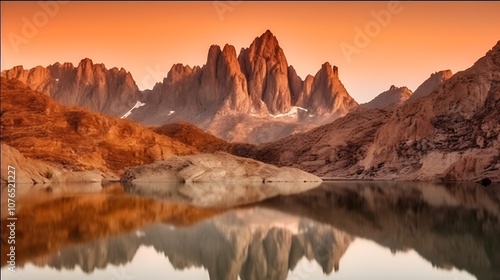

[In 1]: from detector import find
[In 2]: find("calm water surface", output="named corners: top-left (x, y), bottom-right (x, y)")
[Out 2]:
top-left (1, 181), bottom-right (499, 280)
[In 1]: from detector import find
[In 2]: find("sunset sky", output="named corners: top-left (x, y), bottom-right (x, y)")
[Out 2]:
top-left (2, 1), bottom-right (499, 103)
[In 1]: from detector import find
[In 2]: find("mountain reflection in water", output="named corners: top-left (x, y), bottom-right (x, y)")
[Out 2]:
top-left (1, 181), bottom-right (499, 280)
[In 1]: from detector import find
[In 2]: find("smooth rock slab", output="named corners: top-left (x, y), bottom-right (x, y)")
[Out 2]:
top-left (121, 152), bottom-right (322, 207)
top-left (121, 152), bottom-right (322, 183)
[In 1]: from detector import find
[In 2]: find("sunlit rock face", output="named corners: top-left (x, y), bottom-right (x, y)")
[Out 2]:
top-left (1, 58), bottom-right (140, 117)
top-left (406, 70), bottom-right (453, 104)
top-left (243, 41), bottom-right (500, 182)
top-left (303, 62), bottom-right (358, 116)
top-left (238, 29), bottom-right (293, 114)
top-left (131, 30), bottom-right (359, 144)
top-left (0, 78), bottom-right (196, 182)
top-left (360, 85), bottom-right (413, 109)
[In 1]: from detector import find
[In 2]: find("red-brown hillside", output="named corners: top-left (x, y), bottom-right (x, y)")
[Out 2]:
top-left (0, 78), bottom-right (196, 175)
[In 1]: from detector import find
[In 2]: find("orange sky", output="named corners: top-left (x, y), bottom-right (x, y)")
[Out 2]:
top-left (1, 1), bottom-right (499, 103)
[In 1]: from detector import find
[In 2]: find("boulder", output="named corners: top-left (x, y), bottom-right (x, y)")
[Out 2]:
top-left (121, 152), bottom-right (322, 207)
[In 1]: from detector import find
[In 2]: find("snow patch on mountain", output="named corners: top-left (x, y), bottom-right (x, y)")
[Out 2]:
top-left (270, 106), bottom-right (308, 118)
top-left (121, 101), bottom-right (146, 119)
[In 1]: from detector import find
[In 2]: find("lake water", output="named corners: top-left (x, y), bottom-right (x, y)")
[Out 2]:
top-left (1, 181), bottom-right (499, 280)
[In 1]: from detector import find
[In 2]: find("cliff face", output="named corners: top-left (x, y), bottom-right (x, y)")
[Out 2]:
top-left (242, 41), bottom-right (500, 182)
top-left (130, 30), bottom-right (358, 141)
top-left (238, 30), bottom-right (292, 114)
top-left (1, 58), bottom-right (140, 117)
top-left (302, 63), bottom-right (358, 116)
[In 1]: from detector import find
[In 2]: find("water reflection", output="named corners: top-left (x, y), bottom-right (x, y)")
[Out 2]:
top-left (123, 180), bottom-right (322, 208)
top-left (43, 208), bottom-right (351, 279)
top-left (1, 181), bottom-right (499, 280)
top-left (264, 181), bottom-right (500, 280)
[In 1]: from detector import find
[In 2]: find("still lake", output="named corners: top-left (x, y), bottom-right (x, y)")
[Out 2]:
top-left (1, 181), bottom-right (499, 280)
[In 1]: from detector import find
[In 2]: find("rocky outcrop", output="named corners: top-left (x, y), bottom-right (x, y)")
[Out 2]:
top-left (288, 65), bottom-right (303, 105)
top-left (1, 143), bottom-right (102, 184)
top-left (304, 62), bottom-right (358, 116)
top-left (360, 85), bottom-right (412, 109)
top-left (122, 152), bottom-right (321, 183)
top-left (0, 58), bottom-right (140, 117)
top-left (406, 70), bottom-right (453, 104)
top-left (204, 44), bottom-right (253, 114)
top-left (121, 152), bottom-right (321, 207)
top-left (242, 41), bottom-right (500, 182)
top-left (133, 44), bottom-right (255, 125)
top-left (367, 42), bottom-right (500, 181)
top-left (238, 30), bottom-right (292, 114)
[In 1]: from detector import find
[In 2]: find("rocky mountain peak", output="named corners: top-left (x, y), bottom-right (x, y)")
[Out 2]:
top-left (78, 58), bottom-right (93, 69)
top-left (361, 85), bottom-right (412, 109)
top-left (1, 59), bottom-right (140, 117)
top-left (165, 63), bottom-right (200, 84)
top-left (488, 40), bottom-right (500, 55)
top-left (471, 40), bottom-right (500, 70)
top-left (406, 69), bottom-right (453, 104)
top-left (222, 43), bottom-right (237, 58)
top-left (305, 62), bottom-right (358, 115)
top-left (207, 44), bottom-right (222, 58)
top-left (253, 29), bottom-right (281, 56)
top-left (319, 62), bottom-right (339, 79)
top-left (238, 30), bottom-right (292, 114)
top-left (262, 29), bottom-right (274, 38)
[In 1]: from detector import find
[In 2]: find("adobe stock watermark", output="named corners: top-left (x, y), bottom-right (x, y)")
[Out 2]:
top-left (340, 1), bottom-right (403, 63)
top-left (140, 64), bottom-right (168, 90)
top-left (109, 267), bottom-right (135, 280)
top-left (213, 1), bottom-right (242, 21)
top-left (8, 1), bottom-right (69, 54)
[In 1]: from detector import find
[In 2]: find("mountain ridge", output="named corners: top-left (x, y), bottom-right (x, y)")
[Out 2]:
top-left (1, 30), bottom-right (359, 144)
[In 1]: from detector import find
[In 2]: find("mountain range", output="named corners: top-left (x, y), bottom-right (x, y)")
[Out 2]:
top-left (239, 40), bottom-right (500, 181)
top-left (1, 31), bottom-right (498, 183)
top-left (1, 30), bottom-right (450, 144)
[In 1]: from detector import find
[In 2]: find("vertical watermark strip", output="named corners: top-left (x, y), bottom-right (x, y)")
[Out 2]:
top-left (6, 165), bottom-right (17, 272)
